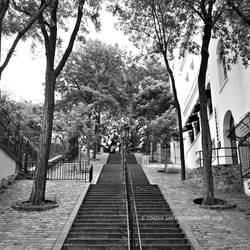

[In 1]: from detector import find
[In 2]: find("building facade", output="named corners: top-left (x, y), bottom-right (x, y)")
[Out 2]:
top-left (172, 38), bottom-right (250, 193)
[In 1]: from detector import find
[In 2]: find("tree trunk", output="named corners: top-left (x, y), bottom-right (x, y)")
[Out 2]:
top-left (163, 54), bottom-right (186, 180)
top-left (29, 71), bottom-right (56, 205)
top-left (96, 108), bottom-right (101, 153)
top-left (92, 138), bottom-right (97, 160)
top-left (164, 142), bottom-right (168, 173)
top-left (92, 142), bottom-right (97, 160)
top-left (198, 23), bottom-right (214, 205)
top-left (145, 127), bottom-right (150, 155)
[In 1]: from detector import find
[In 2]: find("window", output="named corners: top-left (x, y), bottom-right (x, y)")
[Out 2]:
top-left (190, 60), bottom-right (194, 70)
top-left (217, 39), bottom-right (228, 90)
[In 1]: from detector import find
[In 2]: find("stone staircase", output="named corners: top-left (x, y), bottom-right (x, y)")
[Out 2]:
top-left (127, 155), bottom-right (191, 249)
top-left (62, 154), bottom-right (128, 249)
top-left (62, 154), bottom-right (192, 249)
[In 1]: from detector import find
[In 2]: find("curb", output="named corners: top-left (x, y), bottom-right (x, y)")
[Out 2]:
top-left (52, 183), bottom-right (90, 250)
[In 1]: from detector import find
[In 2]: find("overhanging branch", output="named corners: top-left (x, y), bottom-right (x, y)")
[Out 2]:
top-left (55, 1), bottom-right (85, 78)
top-left (0, 0), bottom-right (53, 76)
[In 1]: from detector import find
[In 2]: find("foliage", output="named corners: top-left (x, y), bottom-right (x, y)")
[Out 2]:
top-left (150, 107), bottom-right (177, 146)
top-left (0, 0), bottom-right (53, 77)
top-left (133, 77), bottom-right (173, 120)
top-left (108, 0), bottom-right (187, 179)
top-left (226, 0), bottom-right (250, 26)
top-left (57, 39), bottom-right (127, 112)
top-left (132, 75), bottom-right (175, 151)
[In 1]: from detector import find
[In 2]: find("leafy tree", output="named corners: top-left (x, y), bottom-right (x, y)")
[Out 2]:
top-left (182, 0), bottom-right (250, 205)
top-left (54, 102), bottom-right (95, 163)
top-left (133, 76), bottom-right (174, 155)
top-left (14, 0), bottom-right (102, 205)
top-left (227, 0), bottom-right (250, 25)
top-left (57, 39), bottom-right (128, 158)
top-left (109, 0), bottom-right (189, 180)
top-left (0, 0), bottom-right (52, 78)
top-left (150, 106), bottom-right (177, 168)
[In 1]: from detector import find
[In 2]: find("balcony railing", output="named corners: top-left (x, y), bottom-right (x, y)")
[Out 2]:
top-left (196, 146), bottom-right (239, 168)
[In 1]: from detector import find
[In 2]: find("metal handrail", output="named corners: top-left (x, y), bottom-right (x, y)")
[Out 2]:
top-left (124, 165), bottom-right (131, 250)
top-left (126, 163), bottom-right (142, 250)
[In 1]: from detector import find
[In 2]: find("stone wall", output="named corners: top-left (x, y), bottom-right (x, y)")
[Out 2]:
top-left (186, 164), bottom-right (243, 192)
top-left (0, 174), bottom-right (17, 193)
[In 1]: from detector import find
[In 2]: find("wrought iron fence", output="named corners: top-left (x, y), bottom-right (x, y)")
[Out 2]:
top-left (196, 146), bottom-right (239, 168)
top-left (46, 161), bottom-right (93, 181)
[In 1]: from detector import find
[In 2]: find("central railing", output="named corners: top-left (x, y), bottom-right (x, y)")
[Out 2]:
top-left (121, 133), bottom-right (142, 250)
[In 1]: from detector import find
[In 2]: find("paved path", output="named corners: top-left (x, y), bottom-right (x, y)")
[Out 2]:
top-left (140, 160), bottom-right (250, 250)
top-left (0, 153), bottom-right (108, 250)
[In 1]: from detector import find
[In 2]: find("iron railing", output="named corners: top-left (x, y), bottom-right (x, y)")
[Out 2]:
top-left (196, 146), bottom-right (239, 168)
top-left (46, 161), bottom-right (93, 181)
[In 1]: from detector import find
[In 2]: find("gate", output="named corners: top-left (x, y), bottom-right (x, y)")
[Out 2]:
top-left (46, 161), bottom-right (93, 181)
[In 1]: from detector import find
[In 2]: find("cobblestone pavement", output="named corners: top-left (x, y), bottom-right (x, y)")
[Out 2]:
top-left (141, 162), bottom-right (250, 250)
top-left (0, 153), bottom-right (108, 250)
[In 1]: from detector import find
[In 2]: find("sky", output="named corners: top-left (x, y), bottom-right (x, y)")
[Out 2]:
top-left (0, 7), bottom-right (136, 104)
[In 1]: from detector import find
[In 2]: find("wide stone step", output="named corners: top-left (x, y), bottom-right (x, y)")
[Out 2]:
top-left (76, 215), bottom-right (126, 220)
top-left (84, 197), bottom-right (125, 201)
top-left (142, 238), bottom-right (188, 244)
top-left (71, 223), bottom-right (126, 229)
top-left (139, 220), bottom-right (177, 224)
top-left (139, 233), bottom-right (185, 238)
top-left (82, 203), bottom-right (125, 207)
top-left (135, 200), bottom-right (168, 204)
top-left (133, 197), bottom-right (165, 200)
top-left (87, 194), bottom-right (124, 197)
top-left (74, 218), bottom-right (126, 223)
top-left (139, 223), bottom-right (180, 228)
top-left (69, 232), bottom-right (128, 239)
top-left (66, 238), bottom-right (128, 245)
top-left (78, 210), bottom-right (126, 215)
top-left (136, 207), bottom-right (170, 211)
top-left (70, 228), bottom-right (127, 233)
top-left (80, 206), bottom-right (126, 210)
top-left (83, 201), bottom-right (125, 204)
top-left (137, 211), bottom-right (173, 215)
top-left (62, 243), bottom-right (128, 250)
top-left (139, 228), bottom-right (182, 233)
top-left (141, 244), bottom-right (191, 250)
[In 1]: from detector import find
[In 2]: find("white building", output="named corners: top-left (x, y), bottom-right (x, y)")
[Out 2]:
top-left (173, 37), bottom-right (250, 192)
